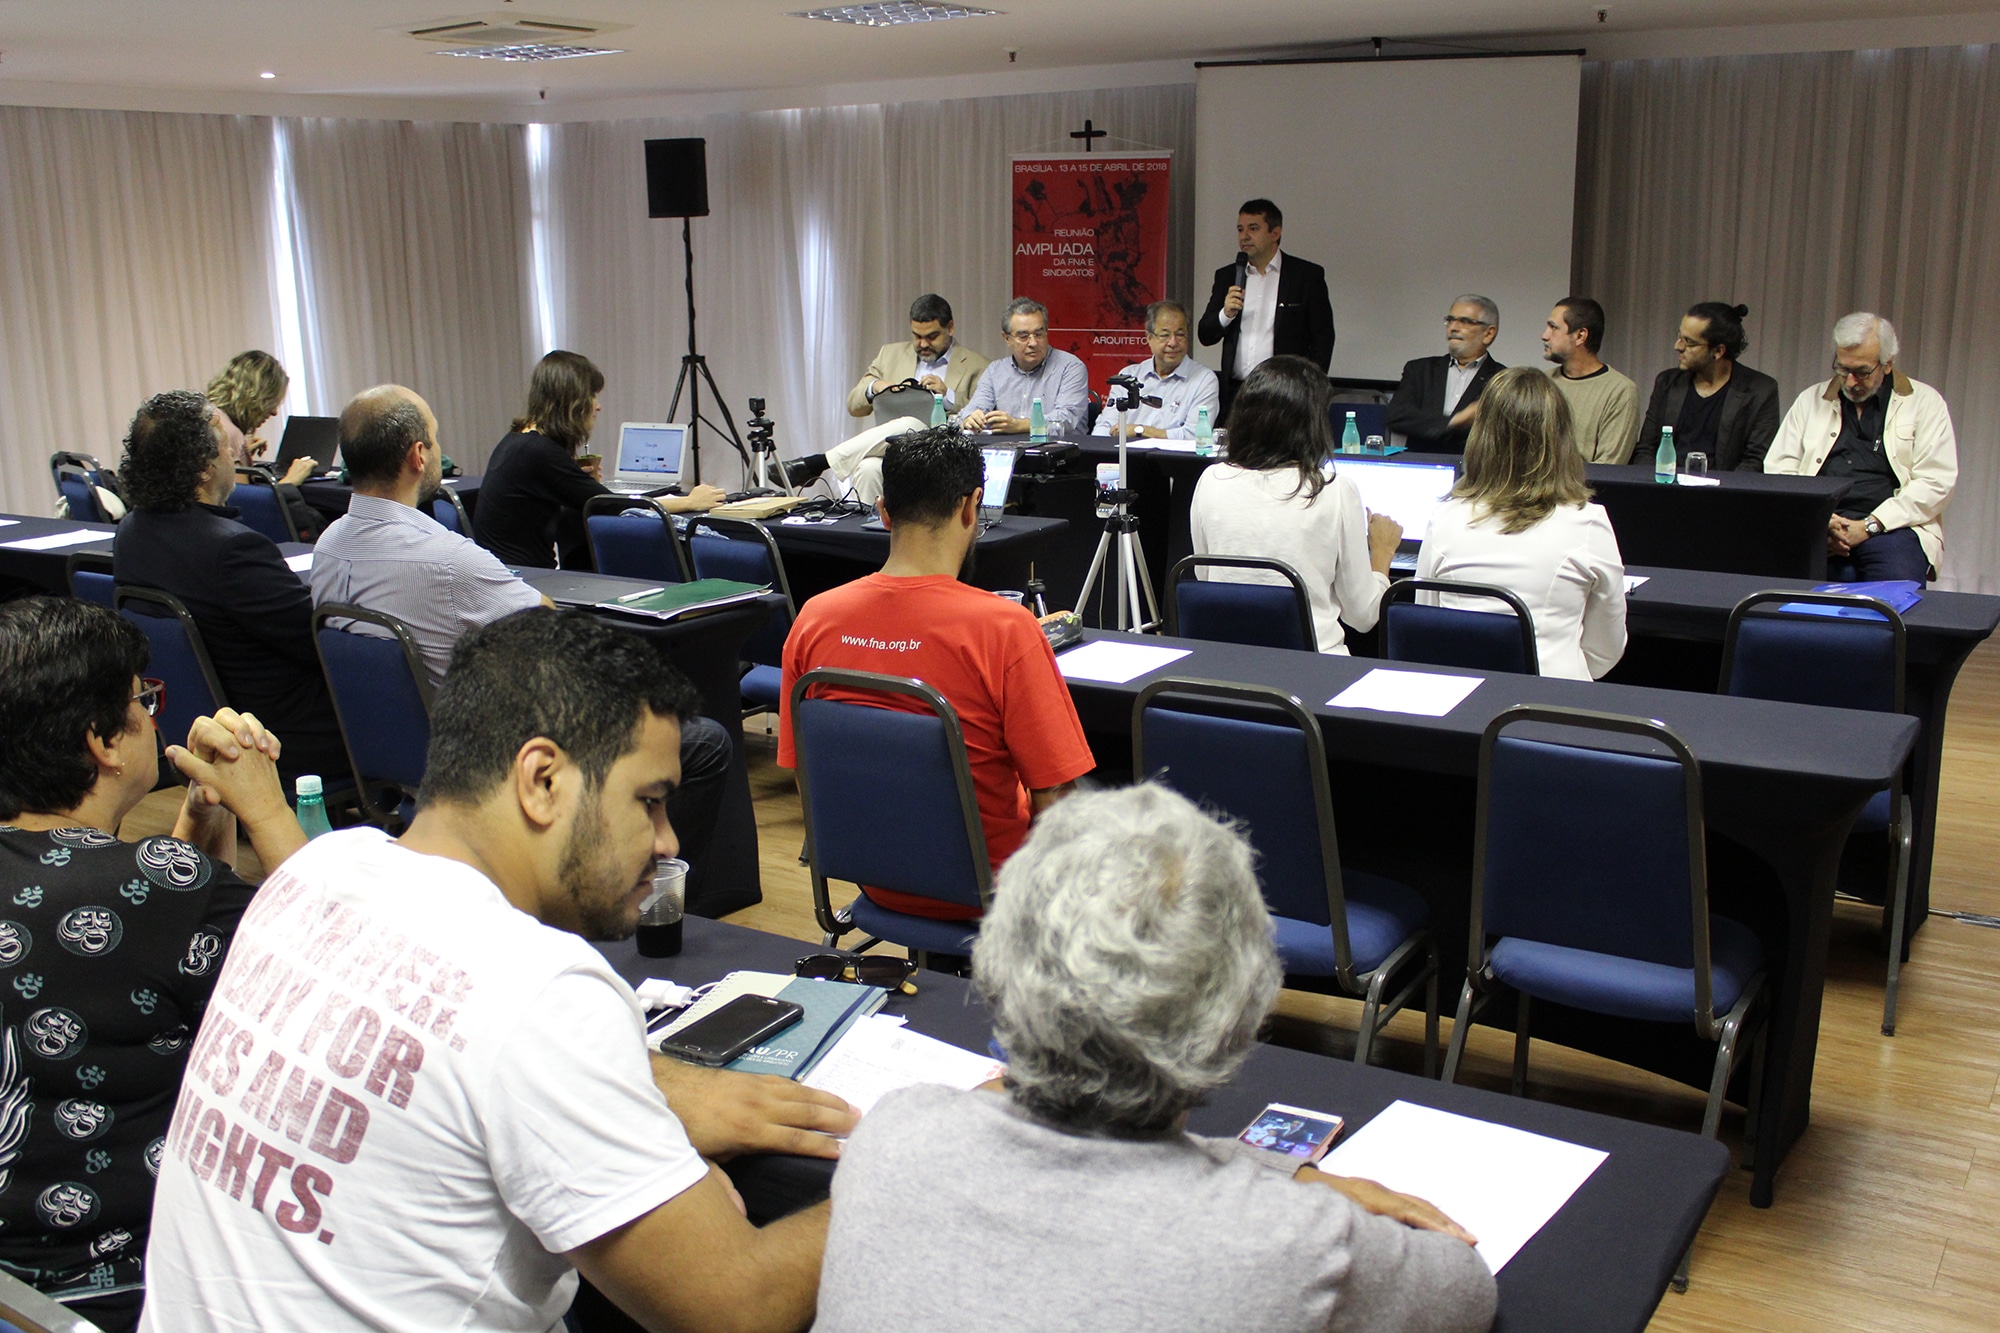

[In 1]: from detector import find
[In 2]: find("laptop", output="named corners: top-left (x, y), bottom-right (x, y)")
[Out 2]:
top-left (274, 416), bottom-right (340, 472)
top-left (1331, 458), bottom-right (1458, 572)
top-left (980, 446), bottom-right (1018, 525)
top-left (604, 422), bottom-right (687, 495)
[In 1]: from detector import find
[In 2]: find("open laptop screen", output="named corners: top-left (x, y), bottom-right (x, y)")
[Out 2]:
top-left (615, 423), bottom-right (686, 486)
top-left (1332, 458), bottom-right (1458, 543)
top-left (274, 416), bottom-right (340, 471)
top-left (980, 447), bottom-right (1017, 518)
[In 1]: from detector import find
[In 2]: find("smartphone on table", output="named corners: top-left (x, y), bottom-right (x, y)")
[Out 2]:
top-left (656, 994), bottom-right (804, 1067)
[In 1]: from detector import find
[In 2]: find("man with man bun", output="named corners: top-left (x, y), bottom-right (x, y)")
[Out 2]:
top-left (1637, 302), bottom-right (1782, 472)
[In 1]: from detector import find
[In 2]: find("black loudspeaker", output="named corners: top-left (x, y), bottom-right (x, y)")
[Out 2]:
top-left (645, 137), bottom-right (709, 219)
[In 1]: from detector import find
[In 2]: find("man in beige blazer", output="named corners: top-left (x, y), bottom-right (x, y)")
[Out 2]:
top-left (844, 294), bottom-right (990, 418)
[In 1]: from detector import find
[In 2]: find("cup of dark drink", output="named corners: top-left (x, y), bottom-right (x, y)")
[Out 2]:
top-left (637, 858), bottom-right (688, 958)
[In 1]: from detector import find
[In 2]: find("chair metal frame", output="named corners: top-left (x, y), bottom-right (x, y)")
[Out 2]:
top-left (790, 667), bottom-right (991, 958)
top-left (1165, 554), bottom-right (1319, 652)
top-left (584, 494), bottom-right (692, 582)
top-left (0, 1266), bottom-right (108, 1332)
top-left (311, 603), bottom-right (437, 828)
top-left (431, 485), bottom-right (475, 536)
top-left (51, 455), bottom-right (108, 524)
top-left (1719, 589), bottom-right (1912, 1035)
top-left (112, 584), bottom-right (229, 716)
top-left (689, 515), bottom-right (795, 609)
top-left (231, 466), bottom-right (302, 543)
top-left (1132, 675), bottom-right (1439, 1071)
top-left (65, 551), bottom-right (115, 605)
top-left (1377, 577), bottom-right (1540, 675)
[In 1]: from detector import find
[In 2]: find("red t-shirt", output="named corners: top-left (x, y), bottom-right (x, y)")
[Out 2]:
top-left (779, 574), bottom-right (1096, 919)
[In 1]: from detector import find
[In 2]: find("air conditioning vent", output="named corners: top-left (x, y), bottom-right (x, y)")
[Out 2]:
top-left (398, 12), bottom-right (631, 51)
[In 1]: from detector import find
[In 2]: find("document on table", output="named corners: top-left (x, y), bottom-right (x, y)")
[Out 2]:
top-left (284, 553), bottom-right (314, 572)
top-left (1327, 668), bottom-right (1482, 717)
top-left (0, 528), bottom-right (107, 552)
top-left (1056, 640), bottom-right (1192, 684)
top-left (800, 1014), bottom-right (1004, 1116)
top-left (1623, 575), bottom-right (1649, 592)
top-left (1320, 1100), bottom-right (1607, 1273)
top-left (0, 519), bottom-right (17, 528)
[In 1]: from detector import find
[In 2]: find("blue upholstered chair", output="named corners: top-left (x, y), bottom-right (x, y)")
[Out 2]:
top-left (50, 451), bottom-right (110, 524)
top-left (1134, 677), bottom-right (1438, 1070)
top-left (67, 552), bottom-right (115, 607)
top-left (1379, 577), bottom-right (1539, 675)
top-left (114, 585), bottom-right (227, 754)
top-left (230, 469), bottom-right (300, 544)
top-left (584, 494), bottom-right (691, 583)
top-left (429, 488), bottom-right (473, 535)
top-left (790, 668), bottom-right (987, 963)
top-left (1719, 589), bottom-right (1911, 1034)
top-left (690, 516), bottom-right (793, 715)
top-left (312, 604), bottom-right (434, 830)
top-left (1166, 554), bottom-right (1318, 653)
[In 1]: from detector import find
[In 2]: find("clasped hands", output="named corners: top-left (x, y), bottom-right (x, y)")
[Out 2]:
top-left (1828, 514), bottom-right (1874, 556)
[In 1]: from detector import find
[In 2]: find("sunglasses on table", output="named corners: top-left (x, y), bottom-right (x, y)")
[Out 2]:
top-left (794, 953), bottom-right (920, 994)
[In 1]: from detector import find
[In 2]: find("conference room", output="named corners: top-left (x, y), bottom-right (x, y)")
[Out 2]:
top-left (4, 3), bottom-right (2000, 1332)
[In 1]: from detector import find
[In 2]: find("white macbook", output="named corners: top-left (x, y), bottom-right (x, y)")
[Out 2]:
top-left (1330, 458), bottom-right (1459, 572)
top-left (980, 446), bottom-right (1017, 524)
top-left (606, 422), bottom-right (687, 494)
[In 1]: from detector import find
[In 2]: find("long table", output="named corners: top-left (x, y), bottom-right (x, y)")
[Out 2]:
top-left (599, 915), bottom-right (1730, 1333)
top-left (761, 511), bottom-right (1069, 605)
top-left (0, 514), bottom-right (312, 596)
top-left (1058, 630), bottom-right (1916, 1208)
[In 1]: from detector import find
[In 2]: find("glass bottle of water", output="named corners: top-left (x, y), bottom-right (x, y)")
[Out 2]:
top-left (1341, 411), bottom-right (1361, 454)
top-left (1655, 425), bottom-right (1677, 485)
top-left (295, 775), bottom-right (333, 839)
top-left (1029, 396), bottom-right (1048, 444)
top-left (1194, 404), bottom-right (1215, 457)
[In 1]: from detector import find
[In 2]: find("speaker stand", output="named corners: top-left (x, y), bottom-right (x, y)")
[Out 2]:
top-left (663, 216), bottom-right (751, 486)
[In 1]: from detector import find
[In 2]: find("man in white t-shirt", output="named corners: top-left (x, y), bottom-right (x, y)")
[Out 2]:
top-left (141, 608), bottom-right (856, 1333)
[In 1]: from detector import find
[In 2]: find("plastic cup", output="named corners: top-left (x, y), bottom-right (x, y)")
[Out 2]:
top-left (994, 590), bottom-right (1025, 604)
top-left (637, 858), bottom-right (688, 958)
top-left (1684, 452), bottom-right (1710, 478)
top-left (1364, 434), bottom-right (1387, 454)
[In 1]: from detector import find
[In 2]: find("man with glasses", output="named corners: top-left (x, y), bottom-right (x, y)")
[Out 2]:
top-left (844, 293), bottom-right (990, 420)
top-left (959, 298), bottom-right (1090, 436)
top-left (1541, 296), bottom-right (1641, 464)
top-left (1767, 312), bottom-right (1958, 583)
top-left (1091, 300), bottom-right (1219, 440)
top-left (1637, 301), bottom-right (1782, 471)
top-left (1384, 295), bottom-right (1506, 455)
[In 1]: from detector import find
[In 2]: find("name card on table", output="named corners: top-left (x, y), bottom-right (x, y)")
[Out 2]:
top-left (0, 528), bottom-right (106, 552)
top-left (1056, 640), bottom-right (1192, 685)
top-left (1327, 668), bottom-right (1482, 718)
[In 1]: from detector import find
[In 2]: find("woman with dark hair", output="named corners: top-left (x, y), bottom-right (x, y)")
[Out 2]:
top-left (1416, 367), bottom-right (1627, 679)
top-left (1636, 302), bottom-right (1783, 471)
top-left (0, 596), bottom-right (305, 1332)
top-left (206, 350), bottom-right (321, 539)
top-left (473, 351), bottom-right (724, 569)
top-left (1188, 355), bottom-right (1402, 653)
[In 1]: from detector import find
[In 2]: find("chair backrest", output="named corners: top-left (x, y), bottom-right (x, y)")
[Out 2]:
top-left (791, 668), bottom-right (991, 931)
top-left (1719, 591), bottom-right (1905, 714)
top-left (1473, 705), bottom-right (1717, 1024)
top-left (1380, 578), bottom-right (1540, 675)
top-left (66, 552), bottom-right (115, 607)
top-left (1166, 555), bottom-right (1318, 653)
top-left (585, 494), bottom-right (690, 583)
top-left (429, 488), bottom-right (473, 535)
top-left (1133, 677), bottom-right (1357, 969)
top-left (53, 467), bottom-right (105, 524)
top-left (690, 517), bottom-right (793, 666)
top-left (228, 477), bottom-right (299, 544)
top-left (313, 604), bottom-right (435, 822)
top-left (115, 585), bottom-right (226, 749)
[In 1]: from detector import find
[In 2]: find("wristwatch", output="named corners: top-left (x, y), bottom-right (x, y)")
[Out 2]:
top-left (1864, 515), bottom-right (1884, 536)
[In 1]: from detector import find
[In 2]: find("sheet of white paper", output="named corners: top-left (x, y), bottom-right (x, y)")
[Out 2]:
top-left (0, 519), bottom-right (18, 528)
top-left (0, 529), bottom-right (108, 552)
top-left (1326, 667), bottom-right (1482, 717)
top-left (1142, 439), bottom-right (1204, 453)
top-left (1055, 640), bottom-right (1192, 685)
top-left (1623, 574), bottom-right (1650, 592)
top-left (801, 1014), bottom-right (1003, 1116)
top-left (1675, 474), bottom-right (1721, 487)
top-left (1320, 1100), bottom-right (1607, 1273)
top-left (285, 553), bottom-right (314, 572)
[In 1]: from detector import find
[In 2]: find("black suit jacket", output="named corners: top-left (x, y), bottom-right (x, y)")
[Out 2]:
top-left (1384, 355), bottom-right (1507, 456)
top-left (1197, 253), bottom-right (1336, 414)
top-left (1638, 364), bottom-right (1782, 471)
top-left (113, 504), bottom-right (349, 784)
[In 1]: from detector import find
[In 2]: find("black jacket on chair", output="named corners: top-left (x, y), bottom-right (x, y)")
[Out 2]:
top-left (1637, 364), bottom-right (1783, 472)
top-left (1197, 253), bottom-right (1336, 416)
top-left (1384, 355), bottom-right (1508, 456)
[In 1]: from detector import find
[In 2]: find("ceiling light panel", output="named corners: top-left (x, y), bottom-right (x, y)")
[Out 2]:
top-left (791, 4), bottom-right (1001, 27)
top-left (433, 43), bottom-right (625, 61)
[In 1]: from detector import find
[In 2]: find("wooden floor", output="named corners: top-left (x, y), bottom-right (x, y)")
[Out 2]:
top-left (127, 639), bottom-right (2000, 1330)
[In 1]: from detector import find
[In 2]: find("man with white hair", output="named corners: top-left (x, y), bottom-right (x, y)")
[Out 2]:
top-left (1766, 312), bottom-right (1958, 582)
top-left (1385, 295), bottom-right (1506, 455)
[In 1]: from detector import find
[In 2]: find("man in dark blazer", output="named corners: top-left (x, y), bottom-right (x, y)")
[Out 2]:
top-left (1637, 301), bottom-right (1782, 471)
top-left (1196, 199), bottom-right (1335, 418)
top-left (1384, 294), bottom-right (1506, 455)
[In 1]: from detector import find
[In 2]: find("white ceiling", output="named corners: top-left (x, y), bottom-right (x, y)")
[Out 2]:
top-left (0, 0), bottom-right (1995, 114)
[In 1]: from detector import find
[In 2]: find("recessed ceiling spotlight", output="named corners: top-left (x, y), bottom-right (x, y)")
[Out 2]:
top-left (434, 42), bottom-right (624, 61)
top-left (260, 71), bottom-right (277, 79)
top-left (792, 3), bottom-right (1001, 26)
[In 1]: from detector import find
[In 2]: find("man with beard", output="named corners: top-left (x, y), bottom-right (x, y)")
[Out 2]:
top-left (778, 426), bottom-right (1094, 925)
top-left (1766, 312), bottom-right (1958, 583)
top-left (141, 608), bottom-right (857, 1333)
top-left (1384, 295), bottom-right (1506, 456)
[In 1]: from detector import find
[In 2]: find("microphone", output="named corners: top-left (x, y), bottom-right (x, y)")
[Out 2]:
top-left (1234, 253), bottom-right (1248, 292)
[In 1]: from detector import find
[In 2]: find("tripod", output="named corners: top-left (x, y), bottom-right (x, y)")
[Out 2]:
top-left (744, 400), bottom-right (796, 495)
top-left (663, 216), bottom-right (751, 486)
top-left (1077, 388), bottom-right (1162, 632)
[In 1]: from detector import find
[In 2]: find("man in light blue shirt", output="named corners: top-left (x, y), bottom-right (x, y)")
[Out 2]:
top-left (960, 298), bottom-right (1090, 436)
top-left (1091, 301), bottom-right (1220, 441)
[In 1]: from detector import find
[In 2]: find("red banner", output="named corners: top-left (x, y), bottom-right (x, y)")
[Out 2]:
top-left (1010, 152), bottom-right (1172, 397)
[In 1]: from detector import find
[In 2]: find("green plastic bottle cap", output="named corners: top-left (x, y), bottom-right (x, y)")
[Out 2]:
top-left (296, 775), bottom-right (324, 798)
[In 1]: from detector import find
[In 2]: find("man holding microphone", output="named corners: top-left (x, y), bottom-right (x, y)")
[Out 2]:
top-left (1197, 199), bottom-right (1336, 419)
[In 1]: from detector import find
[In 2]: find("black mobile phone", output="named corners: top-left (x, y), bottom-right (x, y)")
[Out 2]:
top-left (656, 994), bottom-right (805, 1067)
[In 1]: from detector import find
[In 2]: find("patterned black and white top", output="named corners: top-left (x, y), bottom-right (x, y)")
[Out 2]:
top-left (0, 826), bottom-right (252, 1306)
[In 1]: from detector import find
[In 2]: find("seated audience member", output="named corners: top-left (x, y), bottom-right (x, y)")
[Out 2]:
top-left (1636, 302), bottom-right (1782, 472)
top-left (1091, 300), bottom-right (1220, 440)
top-left (778, 426), bottom-right (1095, 921)
top-left (0, 597), bottom-right (306, 1333)
top-left (1384, 294), bottom-right (1506, 455)
top-left (816, 783), bottom-right (1497, 1333)
top-left (206, 350), bottom-right (321, 539)
top-left (140, 608), bottom-right (856, 1333)
top-left (842, 292), bottom-right (990, 420)
top-left (1766, 312), bottom-right (1958, 583)
top-left (1542, 297), bottom-right (1641, 464)
top-left (1417, 367), bottom-right (1628, 680)
top-left (958, 299), bottom-right (1089, 436)
top-left (1189, 356), bottom-right (1401, 654)
top-left (113, 390), bottom-right (351, 786)
top-left (472, 350), bottom-right (725, 569)
top-left (310, 384), bottom-right (733, 909)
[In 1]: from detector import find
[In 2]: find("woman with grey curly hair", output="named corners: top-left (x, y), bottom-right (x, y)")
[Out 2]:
top-left (816, 784), bottom-right (1496, 1333)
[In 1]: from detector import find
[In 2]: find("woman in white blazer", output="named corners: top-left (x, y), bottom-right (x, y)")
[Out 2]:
top-left (1416, 366), bottom-right (1627, 680)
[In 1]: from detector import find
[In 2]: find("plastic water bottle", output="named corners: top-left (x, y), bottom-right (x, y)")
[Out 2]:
top-left (1029, 396), bottom-right (1048, 443)
top-left (929, 393), bottom-right (947, 427)
top-left (1341, 411), bottom-right (1361, 454)
top-left (1194, 405), bottom-right (1215, 457)
top-left (295, 775), bottom-right (333, 839)
top-left (1654, 425), bottom-right (1677, 485)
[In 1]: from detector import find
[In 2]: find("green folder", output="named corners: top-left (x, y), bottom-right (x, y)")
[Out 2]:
top-left (598, 577), bottom-right (769, 621)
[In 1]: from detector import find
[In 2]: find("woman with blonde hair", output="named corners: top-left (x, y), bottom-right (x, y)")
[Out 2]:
top-left (206, 349), bottom-right (320, 536)
top-left (1415, 365), bottom-right (1627, 679)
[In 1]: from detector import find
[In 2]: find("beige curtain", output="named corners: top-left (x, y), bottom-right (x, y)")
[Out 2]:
top-left (1575, 45), bottom-right (2000, 592)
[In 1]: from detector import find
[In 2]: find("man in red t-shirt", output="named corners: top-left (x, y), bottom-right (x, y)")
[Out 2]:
top-left (779, 425), bottom-right (1096, 920)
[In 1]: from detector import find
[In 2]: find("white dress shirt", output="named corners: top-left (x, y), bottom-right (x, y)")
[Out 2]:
top-left (1443, 354), bottom-right (1488, 417)
top-left (1222, 249), bottom-right (1283, 379)
top-left (1092, 358), bottom-right (1223, 440)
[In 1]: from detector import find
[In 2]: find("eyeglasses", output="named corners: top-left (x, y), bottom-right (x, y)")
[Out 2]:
top-left (134, 678), bottom-right (166, 718)
top-left (1005, 328), bottom-right (1050, 344)
top-left (1443, 316), bottom-right (1490, 329)
top-left (1148, 329), bottom-right (1189, 343)
top-left (795, 952), bottom-right (919, 994)
top-left (1674, 337), bottom-right (1712, 350)
top-left (1833, 360), bottom-right (1883, 382)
